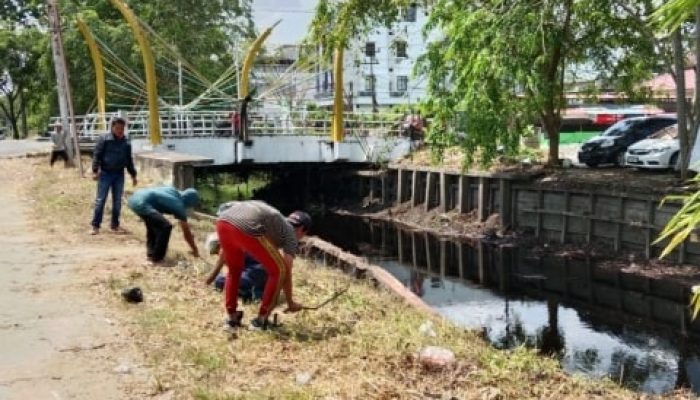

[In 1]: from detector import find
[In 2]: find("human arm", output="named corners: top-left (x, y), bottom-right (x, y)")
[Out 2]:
top-left (281, 251), bottom-right (302, 313)
top-left (91, 136), bottom-right (105, 179)
top-left (204, 251), bottom-right (225, 285)
top-left (126, 142), bottom-right (137, 186)
top-left (179, 220), bottom-right (199, 257)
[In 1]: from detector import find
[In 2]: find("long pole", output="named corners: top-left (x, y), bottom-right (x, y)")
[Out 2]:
top-left (178, 60), bottom-right (183, 107)
top-left (47, 0), bottom-right (83, 175)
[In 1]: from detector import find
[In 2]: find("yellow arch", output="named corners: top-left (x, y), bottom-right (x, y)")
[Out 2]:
top-left (238, 20), bottom-right (280, 99)
top-left (76, 17), bottom-right (106, 131)
top-left (108, 0), bottom-right (161, 145)
top-left (332, 47), bottom-right (344, 142)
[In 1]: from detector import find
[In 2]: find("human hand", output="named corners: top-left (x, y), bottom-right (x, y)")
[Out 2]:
top-left (190, 249), bottom-right (200, 258)
top-left (132, 176), bottom-right (138, 186)
top-left (284, 301), bottom-right (303, 313)
top-left (92, 172), bottom-right (99, 181)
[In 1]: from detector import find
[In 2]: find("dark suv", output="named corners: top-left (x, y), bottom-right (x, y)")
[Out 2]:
top-left (578, 116), bottom-right (677, 167)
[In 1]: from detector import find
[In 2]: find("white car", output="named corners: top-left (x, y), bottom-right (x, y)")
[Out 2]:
top-left (625, 124), bottom-right (679, 170)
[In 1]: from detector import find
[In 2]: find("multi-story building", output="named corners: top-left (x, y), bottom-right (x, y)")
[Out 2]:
top-left (250, 44), bottom-right (318, 110)
top-left (315, 3), bottom-right (430, 111)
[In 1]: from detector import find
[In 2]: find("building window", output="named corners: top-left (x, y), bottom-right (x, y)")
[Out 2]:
top-left (365, 42), bottom-right (376, 57)
top-left (397, 76), bottom-right (408, 92)
top-left (394, 41), bottom-right (407, 58)
top-left (403, 4), bottom-right (417, 22)
top-left (365, 75), bottom-right (376, 92)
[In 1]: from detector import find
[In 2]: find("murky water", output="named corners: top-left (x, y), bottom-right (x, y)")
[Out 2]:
top-left (313, 214), bottom-right (700, 395)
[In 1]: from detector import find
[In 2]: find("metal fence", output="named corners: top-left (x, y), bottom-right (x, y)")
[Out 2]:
top-left (50, 107), bottom-right (409, 139)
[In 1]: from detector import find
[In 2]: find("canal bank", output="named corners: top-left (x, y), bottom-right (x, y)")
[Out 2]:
top-left (21, 155), bottom-right (672, 400)
top-left (138, 154), bottom-right (699, 395)
top-left (309, 214), bottom-right (700, 395)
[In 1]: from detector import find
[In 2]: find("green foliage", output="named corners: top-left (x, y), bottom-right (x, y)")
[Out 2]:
top-left (654, 177), bottom-right (700, 259)
top-left (308, 0), bottom-right (662, 167)
top-left (307, 0), bottom-right (414, 54)
top-left (1, 0), bottom-right (255, 133)
top-left (653, 0), bottom-right (700, 31)
top-left (0, 27), bottom-right (46, 137)
top-left (419, 0), bottom-right (661, 166)
top-left (691, 286), bottom-right (700, 321)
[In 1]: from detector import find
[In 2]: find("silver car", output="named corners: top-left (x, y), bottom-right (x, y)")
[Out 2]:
top-left (625, 124), bottom-right (679, 170)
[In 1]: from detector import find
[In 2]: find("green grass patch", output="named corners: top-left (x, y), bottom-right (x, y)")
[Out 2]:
top-left (196, 173), bottom-right (270, 214)
top-left (540, 130), bottom-right (601, 145)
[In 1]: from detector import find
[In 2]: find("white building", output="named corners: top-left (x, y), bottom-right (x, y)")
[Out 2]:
top-left (252, 44), bottom-right (318, 109)
top-left (315, 4), bottom-right (430, 111)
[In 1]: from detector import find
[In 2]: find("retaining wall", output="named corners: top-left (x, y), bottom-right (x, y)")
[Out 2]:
top-left (353, 166), bottom-right (699, 263)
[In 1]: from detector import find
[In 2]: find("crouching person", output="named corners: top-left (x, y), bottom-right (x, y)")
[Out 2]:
top-left (217, 200), bottom-right (311, 330)
top-left (127, 186), bottom-right (200, 265)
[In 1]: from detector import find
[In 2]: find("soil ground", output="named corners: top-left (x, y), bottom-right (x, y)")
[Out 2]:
top-left (0, 161), bottom-right (151, 399)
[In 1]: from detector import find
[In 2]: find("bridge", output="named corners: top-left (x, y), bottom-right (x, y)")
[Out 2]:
top-left (51, 108), bottom-right (414, 165)
top-left (50, 1), bottom-right (418, 169)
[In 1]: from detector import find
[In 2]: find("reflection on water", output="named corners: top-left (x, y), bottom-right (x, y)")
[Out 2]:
top-left (313, 214), bottom-right (700, 395)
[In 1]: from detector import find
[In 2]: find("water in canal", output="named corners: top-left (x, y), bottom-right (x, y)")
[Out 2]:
top-left (313, 214), bottom-right (700, 395)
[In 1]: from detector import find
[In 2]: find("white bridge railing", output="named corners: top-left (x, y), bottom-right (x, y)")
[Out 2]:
top-left (50, 107), bottom-right (411, 140)
top-left (51, 108), bottom-right (410, 140)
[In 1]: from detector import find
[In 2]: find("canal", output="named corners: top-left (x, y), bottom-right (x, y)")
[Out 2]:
top-left (313, 213), bottom-right (700, 395)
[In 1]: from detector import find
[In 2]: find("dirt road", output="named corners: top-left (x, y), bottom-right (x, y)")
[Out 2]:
top-left (0, 170), bottom-right (148, 399)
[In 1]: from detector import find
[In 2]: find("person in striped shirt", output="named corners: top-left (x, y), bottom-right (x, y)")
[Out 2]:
top-left (216, 200), bottom-right (311, 330)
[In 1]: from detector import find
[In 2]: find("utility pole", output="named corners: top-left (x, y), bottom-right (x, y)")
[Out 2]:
top-left (177, 60), bottom-right (183, 107)
top-left (47, 0), bottom-right (83, 176)
top-left (361, 46), bottom-right (380, 113)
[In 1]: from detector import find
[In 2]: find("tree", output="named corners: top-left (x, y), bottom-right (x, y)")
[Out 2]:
top-left (309, 0), bottom-right (663, 167)
top-left (1, 0), bottom-right (256, 134)
top-left (0, 29), bottom-right (45, 138)
top-left (420, 0), bottom-right (663, 166)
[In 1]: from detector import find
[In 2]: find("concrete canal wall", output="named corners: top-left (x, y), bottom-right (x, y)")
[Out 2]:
top-left (354, 165), bottom-right (700, 263)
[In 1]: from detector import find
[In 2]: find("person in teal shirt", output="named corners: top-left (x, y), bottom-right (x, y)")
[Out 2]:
top-left (127, 186), bottom-right (200, 264)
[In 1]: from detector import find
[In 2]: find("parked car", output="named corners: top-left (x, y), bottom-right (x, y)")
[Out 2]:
top-left (625, 124), bottom-right (680, 170)
top-left (587, 104), bottom-right (665, 128)
top-left (577, 115), bottom-right (677, 167)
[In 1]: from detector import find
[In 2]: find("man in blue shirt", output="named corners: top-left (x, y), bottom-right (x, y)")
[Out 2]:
top-left (127, 186), bottom-right (200, 264)
top-left (90, 118), bottom-right (137, 234)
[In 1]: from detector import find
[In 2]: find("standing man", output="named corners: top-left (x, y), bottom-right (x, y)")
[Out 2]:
top-left (90, 117), bottom-right (137, 234)
top-left (127, 186), bottom-right (200, 264)
top-left (49, 124), bottom-right (69, 167)
top-left (217, 201), bottom-right (311, 330)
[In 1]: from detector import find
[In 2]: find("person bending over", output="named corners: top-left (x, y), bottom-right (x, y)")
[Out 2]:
top-left (127, 186), bottom-right (200, 264)
top-left (217, 201), bottom-right (311, 330)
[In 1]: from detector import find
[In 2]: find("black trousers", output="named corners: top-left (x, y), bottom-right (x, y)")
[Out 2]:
top-left (139, 212), bottom-right (172, 262)
top-left (50, 150), bottom-right (68, 166)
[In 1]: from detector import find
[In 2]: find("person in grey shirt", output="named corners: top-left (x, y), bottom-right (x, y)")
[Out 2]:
top-left (217, 201), bottom-right (311, 331)
top-left (49, 124), bottom-right (69, 167)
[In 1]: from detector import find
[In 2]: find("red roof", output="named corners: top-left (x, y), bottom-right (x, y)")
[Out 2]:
top-left (642, 69), bottom-right (696, 93)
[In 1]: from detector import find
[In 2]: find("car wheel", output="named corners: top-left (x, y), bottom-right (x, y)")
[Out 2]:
top-left (615, 152), bottom-right (626, 167)
top-left (585, 162), bottom-right (598, 168)
top-left (669, 152), bottom-right (679, 171)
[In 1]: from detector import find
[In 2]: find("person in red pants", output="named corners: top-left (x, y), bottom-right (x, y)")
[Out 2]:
top-left (216, 201), bottom-right (311, 330)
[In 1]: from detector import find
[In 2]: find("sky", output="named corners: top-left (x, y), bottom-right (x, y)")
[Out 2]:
top-left (252, 0), bottom-right (317, 45)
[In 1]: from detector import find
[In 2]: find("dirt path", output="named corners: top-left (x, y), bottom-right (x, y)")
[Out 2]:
top-left (0, 172), bottom-right (149, 399)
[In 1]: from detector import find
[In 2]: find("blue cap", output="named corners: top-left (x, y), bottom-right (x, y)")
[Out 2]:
top-left (180, 188), bottom-right (199, 208)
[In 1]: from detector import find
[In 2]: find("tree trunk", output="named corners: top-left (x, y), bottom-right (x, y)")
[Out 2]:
top-left (1, 92), bottom-right (20, 139)
top-left (19, 88), bottom-right (28, 138)
top-left (690, 6), bottom-right (700, 168)
top-left (674, 29), bottom-right (689, 180)
top-left (542, 112), bottom-right (560, 166)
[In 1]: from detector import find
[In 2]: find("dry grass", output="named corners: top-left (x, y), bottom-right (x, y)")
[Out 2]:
top-left (13, 157), bottom-right (688, 399)
top-left (395, 146), bottom-right (547, 174)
